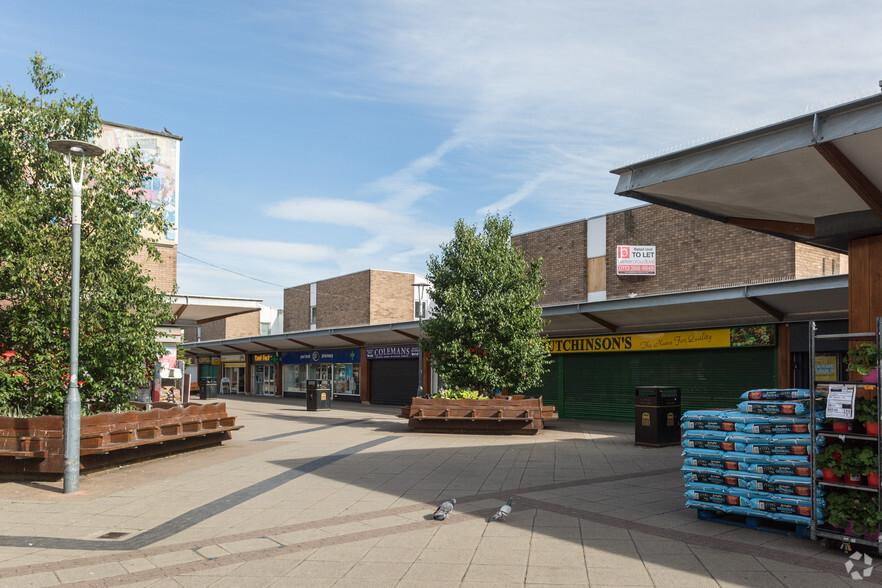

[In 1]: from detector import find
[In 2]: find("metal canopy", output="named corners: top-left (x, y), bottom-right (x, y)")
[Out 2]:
top-left (182, 321), bottom-right (422, 356)
top-left (168, 294), bottom-right (262, 325)
top-left (611, 94), bottom-right (882, 252)
top-left (542, 276), bottom-right (847, 337)
top-left (183, 276), bottom-right (846, 355)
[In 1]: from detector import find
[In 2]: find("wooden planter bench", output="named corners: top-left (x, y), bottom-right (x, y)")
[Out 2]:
top-left (398, 396), bottom-right (558, 434)
top-left (0, 402), bottom-right (242, 478)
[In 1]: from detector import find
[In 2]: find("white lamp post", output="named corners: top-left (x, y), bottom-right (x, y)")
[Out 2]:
top-left (48, 139), bottom-right (104, 494)
top-left (413, 281), bottom-right (429, 397)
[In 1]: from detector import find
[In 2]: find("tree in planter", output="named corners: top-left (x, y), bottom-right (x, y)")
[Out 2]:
top-left (421, 214), bottom-right (550, 395)
top-left (0, 53), bottom-right (173, 416)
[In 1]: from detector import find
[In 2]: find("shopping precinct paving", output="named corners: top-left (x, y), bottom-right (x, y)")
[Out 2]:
top-left (0, 396), bottom-right (869, 587)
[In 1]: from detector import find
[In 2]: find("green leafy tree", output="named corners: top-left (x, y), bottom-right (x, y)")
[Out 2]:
top-left (0, 53), bottom-right (174, 416)
top-left (421, 214), bottom-right (550, 395)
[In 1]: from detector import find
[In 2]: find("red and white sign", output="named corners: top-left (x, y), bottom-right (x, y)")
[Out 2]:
top-left (616, 245), bottom-right (656, 275)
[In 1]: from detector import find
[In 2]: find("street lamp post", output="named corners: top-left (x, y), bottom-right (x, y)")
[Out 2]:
top-left (413, 282), bottom-right (429, 397)
top-left (48, 139), bottom-right (104, 494)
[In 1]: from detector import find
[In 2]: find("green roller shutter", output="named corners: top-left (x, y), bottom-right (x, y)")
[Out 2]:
top-left (527, 355), bottom-right (561, 408)
top-left (560, 347), bottom-right (777, 421)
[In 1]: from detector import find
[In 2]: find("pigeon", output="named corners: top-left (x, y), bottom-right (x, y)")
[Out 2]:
top-left (490, 497), bottom-right (514, 522)
top-left (433, 498), bottom-right (456, 520)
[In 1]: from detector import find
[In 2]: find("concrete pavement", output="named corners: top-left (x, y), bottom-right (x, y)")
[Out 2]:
top-left (0, 395), bottom-right (870, 586)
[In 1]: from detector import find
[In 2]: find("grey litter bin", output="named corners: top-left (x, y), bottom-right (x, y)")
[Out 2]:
top-left (307, 379), bottom-right (332, 411)
top-left (634, 386), bottom-right (681, 447)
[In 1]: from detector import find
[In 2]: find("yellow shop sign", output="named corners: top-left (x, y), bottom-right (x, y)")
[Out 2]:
top-left (547, 326), bottom-right (774, 354)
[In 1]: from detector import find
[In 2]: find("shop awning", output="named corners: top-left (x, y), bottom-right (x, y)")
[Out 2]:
top-left (611, 93), bottom-right (882, 252)
top-left (542, 275), bottom-right (846, 337)
top-left (182, 321), bottom-right (422, 356)
top-left (182, 275), bottom-right (846, 354)
top-left (168, 294), bottom-right (262, 324)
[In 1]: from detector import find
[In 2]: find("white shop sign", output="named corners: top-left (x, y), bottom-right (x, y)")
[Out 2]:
top-left (616, 245), bottom-right (656, 275)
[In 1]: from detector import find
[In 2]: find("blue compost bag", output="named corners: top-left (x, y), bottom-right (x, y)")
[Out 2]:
top-left (685, 483), bottom-right (751, 508)
top-left (685, 500), bottom-right (754, 516)
top-left (737, 400), bottom-right (810, 416)
top-left (740, 388), bottom-right (811, 400)
top-left (682, 466), bottom-right (765, 488)
top-left (682, 429), bottom-right (729, 440)
top-left (735, 416), bottom-right (813, 435)
top-left (747, 475), bottom-right (814, 497)
top-left (738, 460), bottom-right (813, 477)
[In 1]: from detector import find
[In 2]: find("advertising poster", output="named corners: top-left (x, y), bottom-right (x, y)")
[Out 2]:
top-left (616, 245), bottom-right (656, 275)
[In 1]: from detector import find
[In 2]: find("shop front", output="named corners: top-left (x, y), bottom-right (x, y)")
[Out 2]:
top-left (220, 354), bottom-right (246, 394)
top-left (533, 325), bottom-right (778, 421)
top-left (251, 353), bottom-right (279, 396)
top-left (281, 348), bottom-right (361, 400)
top-left (366, 345), bottom-right (420, 405)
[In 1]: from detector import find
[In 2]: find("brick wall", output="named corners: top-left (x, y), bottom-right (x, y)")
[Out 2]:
top-left (370, 270), bottom-right (416, 324)
top-left (195, 311), bottom-right (260, 341)
top-left (794, 243), bottom-right (848, 278)
top-left (318, 271), bottom-right (371, 328)
top-left (512, 220), bottom-right (588, 305)
top-left (283, 285), bottom-right (310, 332)
top-left (132, 244), bottom-right (177, 293)
top-left (606, 206), bottom-right (798, 299)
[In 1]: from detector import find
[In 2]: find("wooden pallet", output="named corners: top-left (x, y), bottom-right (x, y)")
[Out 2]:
top-left (696, 507), bottom-right (810, 539)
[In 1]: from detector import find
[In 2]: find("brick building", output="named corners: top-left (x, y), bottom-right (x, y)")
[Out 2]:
top-left (512, 204), bottom-right (847, 306)
top-left (283, 270), bottom-right (421, 331)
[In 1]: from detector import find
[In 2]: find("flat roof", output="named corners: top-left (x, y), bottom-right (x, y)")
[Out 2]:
top-left (611, 93), bottom-right (882, 252)
top-left (169, 294), bottom-right (262, 324)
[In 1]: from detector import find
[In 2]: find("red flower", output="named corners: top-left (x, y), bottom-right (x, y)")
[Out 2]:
top-left (833, 451), bottom-right (842, 461)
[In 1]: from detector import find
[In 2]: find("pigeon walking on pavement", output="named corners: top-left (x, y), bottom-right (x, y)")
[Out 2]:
top-left (433, 498), bottom-right (456, 520)
top-left (490, 497), bottom-right (514, 522)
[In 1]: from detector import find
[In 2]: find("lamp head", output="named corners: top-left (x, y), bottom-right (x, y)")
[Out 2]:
top-left (48, 139), bottom-right (104, 158)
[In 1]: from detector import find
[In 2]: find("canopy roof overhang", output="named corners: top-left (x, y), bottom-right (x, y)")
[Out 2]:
top-left (183, 276), bottom-right (846, 356)
top-left (542, 275), bottom-right (847, 337)
top-left (611, 93), bottom-right (882, 252)
top-left (183, 321), bottom-right (422, 356)
top-left (167, 294), bottom-right (262, 325)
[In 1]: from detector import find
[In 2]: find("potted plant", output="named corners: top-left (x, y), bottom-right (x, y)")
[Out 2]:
top-left (838, 446), bottom-right (869, 485)
top-left (847, 342), bottom-right (880, 382)
top-left (817, 442), bottom-right (846, 482)
top-left (825, 417), bottom-right (853, 433)
top-left (856, 396), bottom-right (879, 436)
top-left (825, 489), bottom-right (882, 538)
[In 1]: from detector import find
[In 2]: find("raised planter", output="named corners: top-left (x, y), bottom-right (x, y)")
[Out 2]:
top-left (398, 396), bottom-right (558, 434)
top-left (0, 402), bottom-right (242, 478)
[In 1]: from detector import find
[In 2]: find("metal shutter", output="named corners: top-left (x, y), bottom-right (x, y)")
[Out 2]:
top-left (370, 359), bottom-right (419, 405)
top-left (561, 347), bottom-right (777, 421)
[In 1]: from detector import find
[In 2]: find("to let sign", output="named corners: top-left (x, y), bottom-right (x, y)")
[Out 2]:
top-left (616, 245), bottom-right (656, 275)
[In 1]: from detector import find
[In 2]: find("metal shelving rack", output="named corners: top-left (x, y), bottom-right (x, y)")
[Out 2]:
top-left (809, 318), bottom-right (882, 552)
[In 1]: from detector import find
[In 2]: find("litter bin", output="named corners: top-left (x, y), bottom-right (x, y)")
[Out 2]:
top-left (634, 386), bottom-right (681, 447)
top-left (199, 377), bottom-right (218, 400)
top-left (307, 379), bottom-right (332, 411)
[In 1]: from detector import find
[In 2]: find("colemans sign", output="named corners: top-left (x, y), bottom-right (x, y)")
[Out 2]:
top-left (547, 325), bottom-right (775, 354)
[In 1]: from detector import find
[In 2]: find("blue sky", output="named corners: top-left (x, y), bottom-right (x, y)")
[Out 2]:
top-left (3, 1), bottom-right (882, 308)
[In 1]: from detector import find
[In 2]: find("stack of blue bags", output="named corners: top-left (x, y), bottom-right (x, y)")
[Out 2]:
top-left (681, 388), bottom-right (824, 526)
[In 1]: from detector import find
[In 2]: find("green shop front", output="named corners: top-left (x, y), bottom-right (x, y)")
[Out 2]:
top-left (534, 325), bottom-right (778, 421)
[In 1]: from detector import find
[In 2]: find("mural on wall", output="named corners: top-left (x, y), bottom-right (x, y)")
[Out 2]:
top-left (97, 124), bottom-right (180, 245)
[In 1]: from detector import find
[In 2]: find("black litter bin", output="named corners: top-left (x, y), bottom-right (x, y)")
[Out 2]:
top-left (199, 377), bottom-right (218, 400)
top-left (634, 386), bottom-right (681, 447)
top-left (307, 379), bottom-right (332, 411)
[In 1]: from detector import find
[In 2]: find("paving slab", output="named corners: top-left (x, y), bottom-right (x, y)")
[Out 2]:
top-left (0, 395), bottom-right (869, 586)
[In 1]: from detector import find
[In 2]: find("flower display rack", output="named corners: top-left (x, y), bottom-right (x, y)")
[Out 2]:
top-left (0, 402), bottom-right (242, 478)
top-left (809, 319), bottom-right (882, 552)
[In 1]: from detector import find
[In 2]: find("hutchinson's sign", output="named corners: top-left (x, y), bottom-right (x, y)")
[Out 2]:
top-left (547, 326), bottom-right (775, 354)
top-left (617, 245), bottom-right (656, 275)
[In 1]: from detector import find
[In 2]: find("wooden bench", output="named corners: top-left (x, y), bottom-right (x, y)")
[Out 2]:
top-left (398, 396), bottom-right (557, 434)
top-left (0, 402), bottom-right (243, 477)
